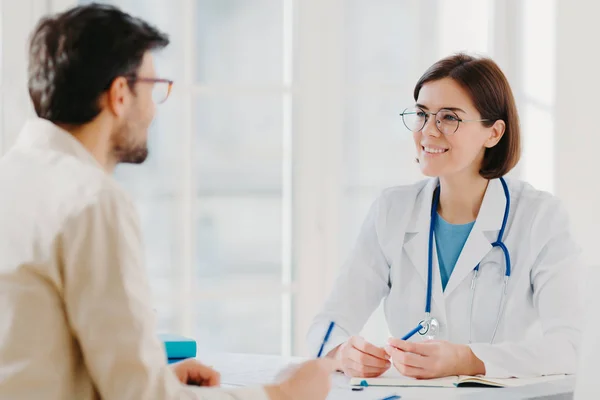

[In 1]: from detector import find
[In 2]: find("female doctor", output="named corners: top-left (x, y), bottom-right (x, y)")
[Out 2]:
top-left (307, 54), bottom-right (584, 379)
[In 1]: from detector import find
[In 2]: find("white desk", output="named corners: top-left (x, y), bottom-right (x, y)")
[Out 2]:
top-left (200, 353), bottom-right (575, 400)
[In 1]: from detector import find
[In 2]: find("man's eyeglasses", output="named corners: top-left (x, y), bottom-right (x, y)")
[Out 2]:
top-left (126, 76), bottom-right (174, 104)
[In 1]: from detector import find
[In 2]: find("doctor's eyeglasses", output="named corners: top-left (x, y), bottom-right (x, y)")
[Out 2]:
top-left (400, 107), bottom-right (489, 135)
top-left (125, 76), bottom-right (174, 104)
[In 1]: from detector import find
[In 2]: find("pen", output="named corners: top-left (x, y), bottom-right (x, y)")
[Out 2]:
top-left (401, 323), bottom-right (423, 341)
top-left (379, 396), bottom-right (401, 400)
top-left (316, 321), bottom-right (335, 358)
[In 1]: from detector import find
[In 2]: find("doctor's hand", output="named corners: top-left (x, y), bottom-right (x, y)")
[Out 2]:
top-left (329, 336), bottom-right (391, 378)
top-left (171, 359), bottom-right (221, 387)
top-left (385, 338), bottom-right (485, 379)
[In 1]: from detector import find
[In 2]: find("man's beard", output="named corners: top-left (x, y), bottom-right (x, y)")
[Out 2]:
top-left (110, 120), bottom-right (149, 164)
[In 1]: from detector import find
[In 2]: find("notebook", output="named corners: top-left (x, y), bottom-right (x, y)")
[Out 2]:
top-left (350, 372), bottom-right (568, 388)
top-left (159, 333), bottom-right (197, 360)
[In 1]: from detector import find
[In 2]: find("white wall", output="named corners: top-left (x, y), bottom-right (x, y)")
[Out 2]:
top-left (0, 0), bottom-right (75, 155)
top-left (292, 0), bottom-right (345, 356)
top-left (0, 1), bottom-right (41, 153)
top-left (555, 0), bottom-right (600, 266)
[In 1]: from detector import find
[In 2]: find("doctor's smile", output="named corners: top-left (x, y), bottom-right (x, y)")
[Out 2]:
top-left (421, 144), bottom-right (449, 156)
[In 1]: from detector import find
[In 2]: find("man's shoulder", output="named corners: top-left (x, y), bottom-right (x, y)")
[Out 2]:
top-left (2, 146), bottom-right (132, 219)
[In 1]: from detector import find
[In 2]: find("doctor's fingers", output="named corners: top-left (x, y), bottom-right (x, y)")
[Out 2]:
top-left (348, 348), bottom-right (392, 369)
top-left (387, 338), bottom-right (432, 356)
top-left (343, 361), bottom-right (388, 378)
top-left (384, 345), bottom-right (430, 370)
top-left (392, 363), bottom-right (431, 379)
top-left (349, 336), bottom-right (389, 360)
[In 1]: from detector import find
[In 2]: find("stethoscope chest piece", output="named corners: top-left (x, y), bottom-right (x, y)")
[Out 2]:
top-left (418, 317), bottom-right (440, 340)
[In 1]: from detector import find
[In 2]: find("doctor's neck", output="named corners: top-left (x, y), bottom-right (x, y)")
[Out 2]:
top-left (437, 172), bottom-right (489, 225)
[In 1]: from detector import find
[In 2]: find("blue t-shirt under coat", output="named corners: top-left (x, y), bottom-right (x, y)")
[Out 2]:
top-left (434, 213), bottom-right (475, 291)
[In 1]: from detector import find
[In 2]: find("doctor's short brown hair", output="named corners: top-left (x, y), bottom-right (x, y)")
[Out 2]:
top-left (414, 53), bottom-right (521, 179)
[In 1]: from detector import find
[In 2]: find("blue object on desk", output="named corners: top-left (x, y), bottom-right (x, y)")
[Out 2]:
top-left (167, 358), bottom-right (188, 364)
top-left (159, 333), bottom-right (197, 360)
top-left (379, 396), bottom-right (401, 400)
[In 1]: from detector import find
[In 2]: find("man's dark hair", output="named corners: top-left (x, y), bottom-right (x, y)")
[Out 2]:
top-left (28, 3), bottom-right (169, 124)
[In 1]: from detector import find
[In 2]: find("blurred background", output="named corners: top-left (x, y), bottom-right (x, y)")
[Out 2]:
top-left (0, 0), bottom-right (596, 357)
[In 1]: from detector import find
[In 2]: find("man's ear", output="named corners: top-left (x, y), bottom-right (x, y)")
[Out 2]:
top-left (105, 76), bottom-right (131, 117)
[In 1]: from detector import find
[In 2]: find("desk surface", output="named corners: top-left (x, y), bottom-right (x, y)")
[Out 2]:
top-left (200, 353), bottom-right (575, 400)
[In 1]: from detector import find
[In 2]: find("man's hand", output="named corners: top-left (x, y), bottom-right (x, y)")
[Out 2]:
top-left (265, 358), bottom-right (339, 400)
top-left (171, 359), bottom-right (221, 387)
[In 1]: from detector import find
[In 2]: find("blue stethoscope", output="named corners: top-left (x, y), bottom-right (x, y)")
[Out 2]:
top-left (407, 177), bottom-right (511, 344)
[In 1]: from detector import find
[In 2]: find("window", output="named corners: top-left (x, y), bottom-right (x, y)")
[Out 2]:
top-left (78, 0), bottom-right (293, 355)
top-left (54, 0), bottom-right (557, 356)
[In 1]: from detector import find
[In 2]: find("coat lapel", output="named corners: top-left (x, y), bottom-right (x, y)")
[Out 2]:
top-left (443, 179), bottom-right (507, 297)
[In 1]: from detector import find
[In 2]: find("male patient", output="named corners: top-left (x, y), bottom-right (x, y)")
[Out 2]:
top-left (0, 4), bottom-right (336, 399)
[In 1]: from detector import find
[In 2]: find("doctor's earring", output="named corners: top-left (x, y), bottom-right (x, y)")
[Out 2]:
top-left (415, 157), bottom-right (420, 164)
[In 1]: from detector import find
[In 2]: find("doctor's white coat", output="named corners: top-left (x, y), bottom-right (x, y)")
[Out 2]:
top-left (308, 178), bottom-right (584, 378)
